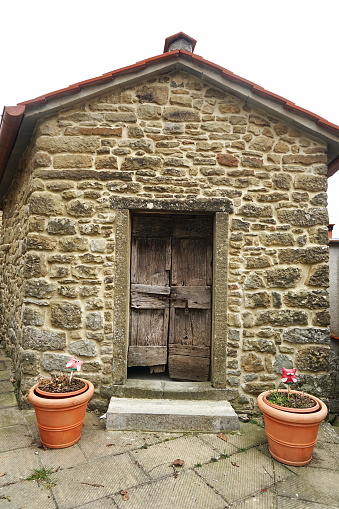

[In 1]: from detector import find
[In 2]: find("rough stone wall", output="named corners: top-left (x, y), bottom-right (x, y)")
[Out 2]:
top-left (0, 148), bottom-right (36, 383)
top-left (0, 70), bottom-right (331, 411)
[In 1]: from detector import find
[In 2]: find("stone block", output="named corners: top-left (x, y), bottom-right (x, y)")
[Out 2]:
top-left (243, 274), bottom-right (265, 289)
top-left (217, 153), bottom-right (239, 167)
top-left (57, 285), bottom-right (78, 298)
top-left (66, 199), bottom-right (94, 217)
top-left (20, 350), bottom-right (40, 375)
top-left (278, 247), bottom-right (328, 264)
top-left (277, 207), bottom-right (328, 226)
top-left (265, 267), bottom-right (301, 288)
top-left (59, 236), bottom-right (88, 252)
top-left (86, 311), bottom-right (104, 330)
top-left (121, 156), bottom-right (162, 170)
top-left (105, 112), bottom-right (137, 122)
top-left (284, 290), bottom-right (329, 309)
top-left (306, 265), bottom-right (329, 287)
top-left (244, 292), bottom-right (270, 308)
top-left (119, 138), bottom-right (153, 153)
top-left (72, 265), bottom-right (100, 279)
top-left (296, 345), bottom-right (331, 371)
top-left (54, 154), bottom-right (92, 168)
top-left (255, 310), bottom-right (308, 326)
top-left (23, 253), bottom-right (48, 278)
top-left (137, 104), bottom-right (161, 119)
top-left (36, 135), bottom-right (100, 153)
top-left (241, 353), bottom-right (264, 372)
top-left (106, 398), bottom-right (239, 432)
top-left (69, 339), bottom-right (97, 357)
top-left (50, 302), bottom-right (82, 329)
top-left (22, 306), bottom-right (44, 326)
top-left (273, 353), bottom-right (293, 373)
top-left (26, 234), bottom-right (58, 251)
top-left (294, 174), bottom-right (327, 192)
top-left (245, 255), bottom-right (271, 269)
top-left (29, 192), bottom-right (64, 216)
top-left (24, 279), bottom-right (56, 299)
top-left (238, 204), bottom-right (273, 217)
top-left (272, 173), bottom-right (292, 189)
top-left (136, 85), bottom-right (168, 104)
top-left (22, 327), bottom-right (66, 351)
top-left (41, 352), bottom-right (71, 371)
top-left (32, 151), bottom-right (52, 168)
top-left (243, 339), bottom-right (276, 354)
top-left (47, 218), bottom-right (77, 235)
top-left (282, 154), bottom-right (327, 164)
top-left (283, 327), bottom-right (330, 344)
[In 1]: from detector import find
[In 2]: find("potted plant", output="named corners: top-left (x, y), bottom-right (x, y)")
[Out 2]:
top-left (257, 368), bottom-right (328, 466)
top-left (28, 357), bottom-right (94, 449)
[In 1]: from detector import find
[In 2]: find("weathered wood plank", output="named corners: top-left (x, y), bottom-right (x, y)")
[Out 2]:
top-left (131, 284), bottom-right (170, 295)
top-left (129, 308), bottom-right (169, 346)
top-left (128, 345), bottom-right (167, 366)
top-left (170, 286), bottom-right (211, 308)
top-left (130, 292), bottom-right (169, 309)
top-left (169, 308), bottom-right (211, 347)
top-left (168, 355), bottom-right (210, 381)
top-left (169, 345), bottom-right (210, 357)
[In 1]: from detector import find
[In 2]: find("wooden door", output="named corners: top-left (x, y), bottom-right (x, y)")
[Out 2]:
top-left (128, 214), bottom-right (212, 381)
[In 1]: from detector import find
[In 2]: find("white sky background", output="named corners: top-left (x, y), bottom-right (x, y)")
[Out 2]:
top-left (2, 0), bottom-right (339, 233)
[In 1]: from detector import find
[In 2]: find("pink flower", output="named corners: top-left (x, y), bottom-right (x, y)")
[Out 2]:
top-left (66, 357), bottom-right (83, 372)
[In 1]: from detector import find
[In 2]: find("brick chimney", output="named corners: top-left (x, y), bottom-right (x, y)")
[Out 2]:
top-left (164, 32), bottom-right (197, 53)
top-left (328, 224), bottom-right (335, 239)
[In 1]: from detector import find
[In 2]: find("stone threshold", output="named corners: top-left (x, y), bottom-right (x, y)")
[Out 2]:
top-left (108, 379), bottom-right (232, 400)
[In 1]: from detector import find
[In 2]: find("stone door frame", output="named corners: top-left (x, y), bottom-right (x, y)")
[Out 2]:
top-left (111, 197), bottom-right (233, 388)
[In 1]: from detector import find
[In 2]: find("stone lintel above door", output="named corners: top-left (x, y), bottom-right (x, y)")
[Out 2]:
top-left (110, 197), bottom-right (233, 213)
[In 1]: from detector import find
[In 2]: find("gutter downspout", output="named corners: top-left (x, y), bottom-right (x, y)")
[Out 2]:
top-left (0, 105), bottom-right (25, 183)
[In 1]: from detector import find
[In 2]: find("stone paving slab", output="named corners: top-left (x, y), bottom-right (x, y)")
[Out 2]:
top-left (38, 442), bottom-right (88, 470)
top-left (276, 499), bottom-right (339, 509)
top-left (50, 452), bottom-right (150, 509)
top-left (0, 369), bottom-right (13, 382)
top-left (79, 427), bottom-right (184, 461)
top-left (0, 425), bottom-right (33, 452)
top-left (0, 380), bottom-right (14, 393)
top-left (308, 440), bottom-right (339, 470)
top-left (77, 497), bottom-right (118, 508)
top-left (131, 435), bottom-right (219, 479)
top-left (317, 421), bottom-right (339, 443)
top-left (0, 357), bottom-right (13, 370)
top-left (0, 447), bottom-right (41, 485)
top-left (276, 467), bottom-right (339, 507)
top-left (200, 422), bottom-right (267, 454)
top-left (112, 470), bottom-right (226, 509)
top-left (0, 391), bottom-right (17, 408)
top-left (196, 447), bottom-right (294, 504)
top-left (0, 407), bottom-right (26, 427)
top-left (0, 480), bottom-right (57, 508)
top-left (229, 489), bottom-right (277, 508)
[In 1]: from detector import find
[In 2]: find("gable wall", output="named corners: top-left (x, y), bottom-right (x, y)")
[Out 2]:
top-left (0, 70), bottom-right (331, 412)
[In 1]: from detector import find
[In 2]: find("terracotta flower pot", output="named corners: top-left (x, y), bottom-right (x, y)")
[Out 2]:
top-left (28, 378), bottom-right (94, 449)
top-left (257, 389), bottom-right (328, 466)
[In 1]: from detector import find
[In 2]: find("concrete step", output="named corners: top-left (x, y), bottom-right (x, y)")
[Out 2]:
top-left (106, 397), bottom-right (239, 433)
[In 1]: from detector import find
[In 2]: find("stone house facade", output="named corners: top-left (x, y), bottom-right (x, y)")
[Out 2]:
top-left (1, 33), bottom-right (339, 413)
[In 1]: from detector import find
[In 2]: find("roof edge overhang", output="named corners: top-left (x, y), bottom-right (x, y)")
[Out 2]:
top-left (1, 49), bottom-right (339, 201)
